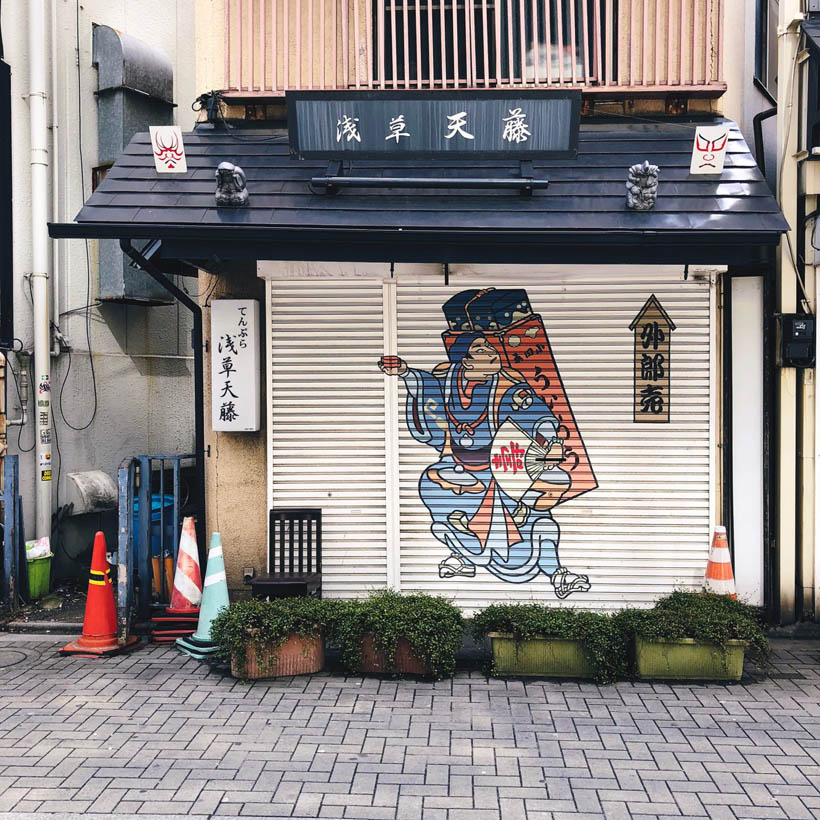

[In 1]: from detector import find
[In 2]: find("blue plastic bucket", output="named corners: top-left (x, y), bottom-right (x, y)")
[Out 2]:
top-left (132, 494), bottom-right (176, 559)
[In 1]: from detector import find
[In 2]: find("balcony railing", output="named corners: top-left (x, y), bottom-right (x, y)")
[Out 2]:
top-left (224, 0), bottom-right (723, 95)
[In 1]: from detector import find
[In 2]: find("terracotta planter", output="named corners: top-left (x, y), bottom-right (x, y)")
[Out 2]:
top-left (359, 634), bottom-right (429, 676)
top-left (487, 632), bottom-right (596, 678)
top-left (231, 633), bottom-right (324, 679)
top-left (635, 637), bottom-right (746, 681)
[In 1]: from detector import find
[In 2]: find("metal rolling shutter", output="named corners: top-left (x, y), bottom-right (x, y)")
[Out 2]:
top-left (269, 281), bottom-right (388, 596)
top-left (396, 266), bottom-right (713, 611)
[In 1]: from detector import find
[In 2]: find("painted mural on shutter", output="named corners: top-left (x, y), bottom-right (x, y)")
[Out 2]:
top-left (395, 266), bottom-right (713, 611)
top-left (267, 265), bottom-right (713, 611)
top-left (268, 281), bottom-right (388, 596)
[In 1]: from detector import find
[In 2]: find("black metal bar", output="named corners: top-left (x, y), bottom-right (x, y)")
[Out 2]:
top-left (796, 191), bottom-right (807, 621)
top-left (116, 459), bottom-right (133, 644)
top-left (159, 457), bottom-right (166, 601)
top-left (288, 521), bottom-right (294, 574)
top-left (311, 175), bottom-right (549, 192)
top-left (279, 515), bottom-right (285, 574)
top-left (16, 495), bottom-right (26, 604)
top-left (298, 518), bottom-right (304, 574)
top-left (722, 273), bottom-right (734, 567)
top-left (53, 222), bottom-right (786, 247)
top-left (120, 239), bottom-right (207, 568)
top-left (316, 512), bottom-right (322, 575)
top-left (763, 268), bottom-right (777, 623)
top-left (172, 459), bottom-right (181, 566)
top-left (137, 456), bottom-right (151, 619)
top-left (307, 520), bottom-right (313, 573)
top-left (0, 55), bottom-right (13, 349)
top-left (2, 455), bottom-right (19, 608)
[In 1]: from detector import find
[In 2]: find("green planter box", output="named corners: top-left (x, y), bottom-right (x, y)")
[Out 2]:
top-left (488, 632), bottom-right (596, 678)
top-left (635, 637), bottom-right (746, 681)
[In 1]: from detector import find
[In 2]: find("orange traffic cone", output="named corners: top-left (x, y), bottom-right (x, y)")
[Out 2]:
top-left (60, 532), bottom-right (140, 657)
top-left (704, 525), bottom-right (737, 599)
top-left (167, 517), bottom-right (203, 615)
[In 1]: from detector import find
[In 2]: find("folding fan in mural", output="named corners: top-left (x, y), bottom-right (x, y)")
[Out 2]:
top-left (442, 288), bottom-right (597, 503)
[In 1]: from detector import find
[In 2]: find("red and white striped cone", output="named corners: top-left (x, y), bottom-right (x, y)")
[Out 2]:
top-left (167, 517), bottom-right (203, 614)
top-left (704, 525), bottom-right (737, 599)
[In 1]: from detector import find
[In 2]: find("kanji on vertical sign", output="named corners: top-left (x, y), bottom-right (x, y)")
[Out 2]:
top-left (211, 300), bottom-right (261, 432)
top-left (629, 295), bottom-right (676, 424)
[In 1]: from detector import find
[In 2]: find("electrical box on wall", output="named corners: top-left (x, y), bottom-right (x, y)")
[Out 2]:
top-left (778, 314), bottom-right (816, 368)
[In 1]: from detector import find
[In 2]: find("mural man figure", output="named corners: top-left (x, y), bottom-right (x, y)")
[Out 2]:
top-left (380, 329), bottom-right (591, 597)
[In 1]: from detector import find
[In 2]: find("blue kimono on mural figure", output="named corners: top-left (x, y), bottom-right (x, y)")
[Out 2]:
top-left (380, 332), bottom-right (591, 597)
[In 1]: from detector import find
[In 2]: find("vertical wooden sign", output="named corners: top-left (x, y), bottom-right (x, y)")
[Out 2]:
top-left (630, 295), bottom-right (675, 423)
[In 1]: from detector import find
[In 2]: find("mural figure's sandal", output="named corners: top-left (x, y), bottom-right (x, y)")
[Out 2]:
top-left (447, 511), bottom-right (476, 536)
top-left (551, 567), bottom-right (591, 599)
top-left (438, 555), bottom-right (477, 578)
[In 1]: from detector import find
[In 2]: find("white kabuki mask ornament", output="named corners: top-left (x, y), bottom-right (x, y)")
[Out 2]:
top-left (149, 125), bottom-right (188, 174)
top-left (689, 126), bottom-right (729, 175)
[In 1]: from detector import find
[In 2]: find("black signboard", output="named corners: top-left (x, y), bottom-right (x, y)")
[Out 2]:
top-left (287, 90), bottom-right (581, 160)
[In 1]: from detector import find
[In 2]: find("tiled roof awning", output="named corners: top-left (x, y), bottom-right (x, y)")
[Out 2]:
top-left (49, 118), bottom-right (787, 266)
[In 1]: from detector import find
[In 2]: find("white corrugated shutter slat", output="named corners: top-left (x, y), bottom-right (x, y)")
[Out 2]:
top-left (269, 282), bottom-right (388, 595)
top-left (396, 267), bottom-right (713, 611)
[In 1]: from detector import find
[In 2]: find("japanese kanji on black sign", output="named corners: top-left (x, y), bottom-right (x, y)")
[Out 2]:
top-left (630, 295), bottom-right (676, 424)
top-left (287, 90), bottom-right (581, 159)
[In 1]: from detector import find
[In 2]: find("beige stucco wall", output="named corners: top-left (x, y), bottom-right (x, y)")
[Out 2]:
top-left (201, 264), bottom-right (268, 591)
top-left (196, 0), bottom-right (227, 93)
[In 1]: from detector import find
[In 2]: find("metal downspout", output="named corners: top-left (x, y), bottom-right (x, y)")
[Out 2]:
top-left (28, 0), bottom-right (54, 540)
top-left (119, 240), bottom-right (206, 563)
top-left (752, 107), bottom-right (777, 178)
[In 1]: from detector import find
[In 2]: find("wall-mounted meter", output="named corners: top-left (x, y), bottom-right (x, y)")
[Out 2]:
top-left (777, 314), bottom-right (816, 368)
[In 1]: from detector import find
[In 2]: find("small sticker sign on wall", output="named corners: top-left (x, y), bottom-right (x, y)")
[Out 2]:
top-left (149, 125), bottom-right (187, 174)
top-left (630, 295), bottom-right (676, 424)
top-left (211, 300), bottom-right (260, 432)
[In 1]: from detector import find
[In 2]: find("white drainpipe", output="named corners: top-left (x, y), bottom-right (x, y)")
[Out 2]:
top-left (28, 0), bottom-right (54, 540)
top-left (50, 0), bottom-right (61, 352)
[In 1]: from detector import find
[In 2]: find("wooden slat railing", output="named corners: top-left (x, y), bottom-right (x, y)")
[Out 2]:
top-left (224, 0), bottom-right (723, 95)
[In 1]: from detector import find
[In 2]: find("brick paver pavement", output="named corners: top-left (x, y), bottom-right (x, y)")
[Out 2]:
top-left (0, 635), bottom-right (819, 820)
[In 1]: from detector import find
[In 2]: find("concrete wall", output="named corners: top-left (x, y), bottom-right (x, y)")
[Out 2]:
top-left (196, 0), bottom-right (226, 93)
top-left (721, 0), bottom-right (777, 188)
top-left (3, 0), bottom-right (197, 573)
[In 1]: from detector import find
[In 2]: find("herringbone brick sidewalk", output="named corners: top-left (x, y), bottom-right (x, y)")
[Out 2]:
top-left (1, 635), bottom-right (819, 820)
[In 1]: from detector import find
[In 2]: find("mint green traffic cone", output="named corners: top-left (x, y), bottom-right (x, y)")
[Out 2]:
top-left (177, 532), bottom-right (230, 659)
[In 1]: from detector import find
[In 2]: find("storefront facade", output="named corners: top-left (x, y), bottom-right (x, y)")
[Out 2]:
top-left (50, 108), bottom-right (788, 617)
top-left (263, 263), bottom-right (716, 612)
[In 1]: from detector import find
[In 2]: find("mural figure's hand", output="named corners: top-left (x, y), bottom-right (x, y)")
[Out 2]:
top-left (378, 355), bottom-right (408, 376)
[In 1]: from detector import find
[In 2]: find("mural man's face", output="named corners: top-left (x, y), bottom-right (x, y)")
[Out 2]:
top-left (463, 337), bottom-right (501, 380)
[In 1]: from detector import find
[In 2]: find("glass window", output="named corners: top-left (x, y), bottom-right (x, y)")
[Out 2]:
top-left (756, 0), bottom-right (778, 100)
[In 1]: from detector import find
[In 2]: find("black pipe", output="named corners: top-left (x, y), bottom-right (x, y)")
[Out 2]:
top-left (722, 274), bottom-right (734, 569)
top-left (310, 175), bottom-right (549, 193)
top-left (752, 106), bottom-right (776, 178)
top-left (120, 239), bottom-right (207, 566)
top-left (762, 268), bottom-right (777, 623)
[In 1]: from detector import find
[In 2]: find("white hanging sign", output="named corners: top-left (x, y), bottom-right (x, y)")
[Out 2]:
top-left (149, 125), bottom-right (187, 173)
top-left (689, 125), bottom-right (729, 175)
top-left (211, 300), bottom-right (260, 432)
